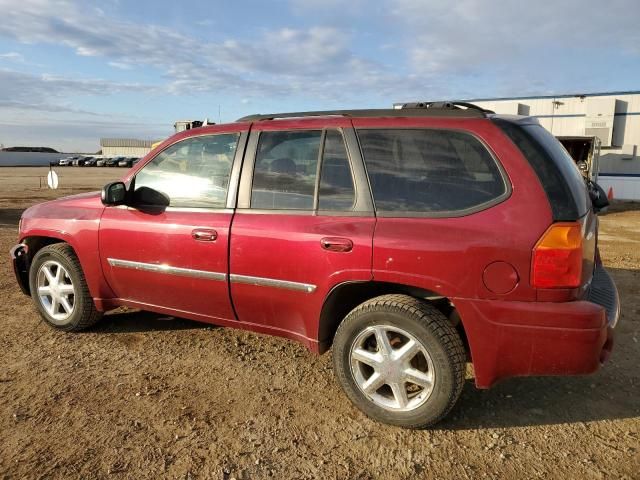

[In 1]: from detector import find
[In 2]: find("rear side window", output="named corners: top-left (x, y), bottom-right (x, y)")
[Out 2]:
top-left (250, 129), bottom-right (356, 211)
top-left (357, 129), bottom-right (507, 214)
top-left (251, 130), bottom-right (321, 210)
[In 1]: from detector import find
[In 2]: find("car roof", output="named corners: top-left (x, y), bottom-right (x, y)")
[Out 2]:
top-left (236, 107), bottom-right (489, 122)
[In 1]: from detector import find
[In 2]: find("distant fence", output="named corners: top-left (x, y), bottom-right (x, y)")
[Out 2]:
top-left (0, 151), bottom-right (67, 166)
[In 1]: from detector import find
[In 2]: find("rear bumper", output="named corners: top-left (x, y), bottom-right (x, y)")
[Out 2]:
top-left (456, 265), bottom-right (620, 388)
top-left (10, 243), bottom-right (30, 295)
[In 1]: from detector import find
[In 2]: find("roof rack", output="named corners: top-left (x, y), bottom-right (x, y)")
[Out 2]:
top-left (236, 102), bottom-right (491, 122)
top-left (395, 101), bottom-right (495, 114)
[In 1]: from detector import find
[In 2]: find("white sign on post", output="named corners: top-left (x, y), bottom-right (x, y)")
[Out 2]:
top-left (47, 170), bottom-right (59, 189)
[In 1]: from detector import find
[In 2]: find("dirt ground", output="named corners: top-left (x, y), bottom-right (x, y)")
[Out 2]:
top-left (0, 167), bottom-right (638, 479)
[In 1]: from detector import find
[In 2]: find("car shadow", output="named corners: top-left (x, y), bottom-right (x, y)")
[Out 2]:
top-left (85, 267), bottom-right (638, 428)
top-left (0, 208), bottom-right (24, 227)
top-left (437, 265), bottom-right (639, 429)
top-left (92, 309), bottom-right (211, 334)
top-left (438, 370), bottom-right (639, 430)
top-left (599, 199), bottom-right (640, 215)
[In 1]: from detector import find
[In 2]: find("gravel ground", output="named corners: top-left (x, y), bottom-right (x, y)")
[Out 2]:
top-left (0, 168), bottom-right (638, 479)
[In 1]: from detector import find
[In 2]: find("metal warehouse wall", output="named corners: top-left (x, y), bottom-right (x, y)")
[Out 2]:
top-left (101, 146), bottom-right (151, 157)
top-left (471, 92), bottom-right (640, 200)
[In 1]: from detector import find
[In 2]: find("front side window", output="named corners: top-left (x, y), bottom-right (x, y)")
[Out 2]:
top-left (133, 133), bottom-right (239, 208)
top-left (358, 129), bottom-right (506, 213)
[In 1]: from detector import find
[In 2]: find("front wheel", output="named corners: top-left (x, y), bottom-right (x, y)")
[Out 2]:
top-left (28, 243), bottom-right (102, 331)
top-left (332, 294), bottom-right (466, 428)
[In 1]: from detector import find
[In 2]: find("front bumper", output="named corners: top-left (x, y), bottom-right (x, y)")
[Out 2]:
top-left (456, 265), bottom-right (620, 388)
top-left (10, 243), bottom-right (30, 295)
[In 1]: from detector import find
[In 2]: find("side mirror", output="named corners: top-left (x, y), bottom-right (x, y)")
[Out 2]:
top-left (131, 186), bottom-right (170, 208)
top-left (587, 180), bottom-right (609, 214)
top-left (101, 181), bottom-right (127, 206)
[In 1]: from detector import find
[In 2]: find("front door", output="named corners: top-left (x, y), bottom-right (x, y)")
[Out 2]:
top-left (99, 129), bottom-right (246, 322)
top-left (229, 119), bottom-right (375, 346)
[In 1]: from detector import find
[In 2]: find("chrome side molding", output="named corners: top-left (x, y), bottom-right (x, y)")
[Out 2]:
top-left (229, 274), bottom-right (316, 293)
top-left (107, 258), bottom-right (317, 293)
top-left (107, 258), bottom-right (227, 281)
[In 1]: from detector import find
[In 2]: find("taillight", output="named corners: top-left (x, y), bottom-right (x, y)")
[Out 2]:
top-left (531, 222), bottom-right (583, 288)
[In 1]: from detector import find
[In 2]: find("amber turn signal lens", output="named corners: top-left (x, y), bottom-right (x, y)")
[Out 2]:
top-left (531, 223), bottom-right (583, 288)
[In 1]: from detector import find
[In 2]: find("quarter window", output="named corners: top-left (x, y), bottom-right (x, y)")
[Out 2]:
top-left (133, 134), bottom-right (238, 208)
top-left (358, 129), bottom-right (506, 213)
top-left (318, 130), bottom-right (355, 210)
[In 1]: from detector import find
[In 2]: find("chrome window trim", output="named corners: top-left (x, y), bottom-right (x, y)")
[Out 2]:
top-left (229, 273), bottom-right (316, 293)
top-left (107, 258), bottom-right (226, 281)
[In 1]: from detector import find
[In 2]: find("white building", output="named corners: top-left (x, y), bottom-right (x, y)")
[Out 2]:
top-left (468, 91), bottom-right (640, 200)
top-left (100, 138), bottom-right (158, 158)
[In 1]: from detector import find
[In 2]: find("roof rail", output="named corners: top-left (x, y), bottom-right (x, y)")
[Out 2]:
top-left (395, 101), bottom-right (495, 114)
top-left (236, 104), bottom-right (489, 122)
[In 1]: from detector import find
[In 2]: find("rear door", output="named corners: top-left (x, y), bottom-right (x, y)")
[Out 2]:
top-left (99, 126), bottom-right (247, 322)
top-left (229, 118), bottom-right (375, 347)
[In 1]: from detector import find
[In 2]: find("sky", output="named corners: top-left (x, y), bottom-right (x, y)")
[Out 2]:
top-left (0, 0), bottom-right (639, 152)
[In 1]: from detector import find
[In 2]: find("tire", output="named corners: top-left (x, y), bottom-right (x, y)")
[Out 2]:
top-left (332, 294), bottom-right (466, 428)
top-left (28, 243), bottom-right (102, 331)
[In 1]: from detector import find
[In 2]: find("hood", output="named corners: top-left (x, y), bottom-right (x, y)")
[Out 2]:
top-left (22, 191), bottom-right (104, 222)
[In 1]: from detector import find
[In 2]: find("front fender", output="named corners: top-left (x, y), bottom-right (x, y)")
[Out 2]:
top-left (20, 226), bottom-right (116, 303)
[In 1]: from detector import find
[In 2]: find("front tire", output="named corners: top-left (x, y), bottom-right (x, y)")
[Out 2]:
top-left (28, 243), bottom-right (102, 331)
top-left (332, 294), bottom-right (466, 428)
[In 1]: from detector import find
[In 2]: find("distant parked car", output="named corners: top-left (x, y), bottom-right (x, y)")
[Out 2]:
top-left (106, 157), bottom-right (121, 167)
top-left (118, 157), bottom-right (139, 168)
top-left (131, 157), bottom-right (142, 166)
top-left (72, 157), bottom-right (88, 167)
top-left (58, 157), bottom-right (75, 166)
top-left (84, 157), bottom-right (98, 167)
top-left (96, 158), bottom-right (108, 167)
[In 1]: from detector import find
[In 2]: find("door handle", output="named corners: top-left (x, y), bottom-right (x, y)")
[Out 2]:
top-left (192, 228), bottom-right (218, 242)
top-left (320, 237), bottom-right (353, 252)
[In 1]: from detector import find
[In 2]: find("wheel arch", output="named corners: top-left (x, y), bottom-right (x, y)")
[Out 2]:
top-left (23, 235), bottom-right (66, 256)
top-left (15, 236), bottom-right (67, 295)
top-left (317, 281), bottom-right (469, 356)
top-left (19, 231), bottom-right (114, 302)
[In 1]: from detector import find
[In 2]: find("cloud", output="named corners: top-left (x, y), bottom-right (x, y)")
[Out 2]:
top-left (391, 0), bottom-right (640, 75)
top-left (0, 69), bottom-right (155, 120)
top-left (1, 0), bottom-right (639, 150)
top-left (0, 68), bottom-right (151, 100)
top-left (0, 52), bottom-right (25, 62)
top-left (107, 61), bottom-right (132, 70)
top-left (0, 0), bottom-right (424, 101)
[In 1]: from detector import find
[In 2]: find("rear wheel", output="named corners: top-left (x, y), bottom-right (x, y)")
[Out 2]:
top-left (332, 294), bottom-right (466, 428)
top-left (28, 243), bottom-right (102, 331)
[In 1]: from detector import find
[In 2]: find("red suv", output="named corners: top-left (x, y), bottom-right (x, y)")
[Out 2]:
top-left (11, 103), bottom-right (619, 428)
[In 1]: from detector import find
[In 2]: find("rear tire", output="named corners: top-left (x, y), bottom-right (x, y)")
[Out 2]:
top-left (28, 243), bottom-right (102, 331)
top-left (332, 294), bottom-right (465, 428)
